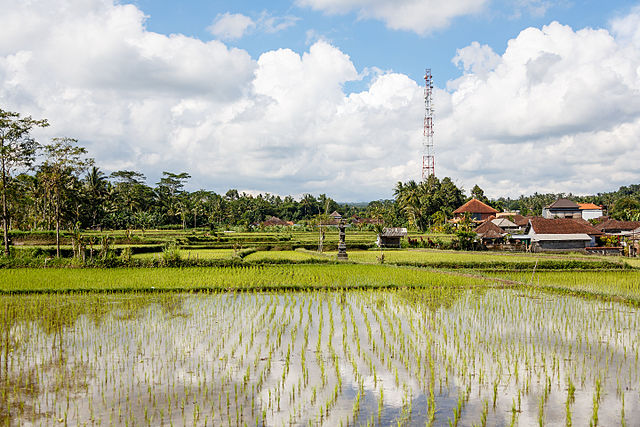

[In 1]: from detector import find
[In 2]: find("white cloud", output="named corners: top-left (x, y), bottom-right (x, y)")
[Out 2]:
top-left (511, 0), bottom-right (553, 19)
top-left (296, 0), bottom-right (489, 34)
top-left (207, 11), bottom-right (299, 41)
top-left (438, 19), bottom-right (640, 197)
top-left (452, 41), bottom-right (501, 76)
top-left (0, 0), bottom-right (423, 200)
top-left (610, 6), bottom-right (640, 46)
top-left (207, 12), bottom-right (256, 40)
top-left (2, 0), bottom-right (640, 201)
top-left (257, 12), bottom-right (300, 34)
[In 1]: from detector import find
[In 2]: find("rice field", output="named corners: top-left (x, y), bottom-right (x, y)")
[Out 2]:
top-left (0, 264), bottom-right (486, 293)
top-left (1, 289), bottom-right (638, 425)
top-left (132, 249), bottom-right (236, 260)
top-left (242, 251), bottom-right (326, 262)
top-left (329, 249), bottom-right (621, 263)
top-left (482, 270), bottom-right (640, 304)
top-left (130, 246), bottom-right (631, 270)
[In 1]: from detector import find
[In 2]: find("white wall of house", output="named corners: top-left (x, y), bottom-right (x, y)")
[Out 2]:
top-left (581, 209), bottom-right (603, 220)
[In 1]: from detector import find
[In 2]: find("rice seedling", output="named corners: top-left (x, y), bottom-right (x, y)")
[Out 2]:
top-left (0, 281), bottom-right (637, 425)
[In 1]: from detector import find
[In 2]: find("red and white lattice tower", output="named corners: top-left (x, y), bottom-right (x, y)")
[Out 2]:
top-left (422, 68), bottom-right (435, 180)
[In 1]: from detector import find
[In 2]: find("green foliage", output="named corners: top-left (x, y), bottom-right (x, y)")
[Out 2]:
top-left (394, 176), bottom-right (465, 231)
top-left (0, 108), bottom-right (49, 255)
top-left (161, 243), bottom-right (182, 266)
top-left (5, 106), bottom-right (640, 248)
top-left (454, 230), bottom-right (477, 251)
top-left (610, 197), bottom-right (640, 220)
top-left (600, 235), bottom-right (621, 247)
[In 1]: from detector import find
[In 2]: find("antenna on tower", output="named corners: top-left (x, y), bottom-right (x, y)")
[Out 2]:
top-left (422, 68), bottom-right (435, 180)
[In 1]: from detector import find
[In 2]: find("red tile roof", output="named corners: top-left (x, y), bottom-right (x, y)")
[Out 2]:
top-left (529, 217), bottom-right (602, 235)
top-left (453, 198), bottom-right (498, 215)
top-left (475, 220), bottom-right (505, 238)
top-left (596, 219), bottom-right (640, 232)
top-left (261, 216), bottom-right (288, 226)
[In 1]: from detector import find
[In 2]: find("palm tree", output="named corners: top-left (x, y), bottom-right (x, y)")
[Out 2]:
top-left (395, 180), bottom-right (422, 229)
top-left (84, 166), bottom-right (107, 228)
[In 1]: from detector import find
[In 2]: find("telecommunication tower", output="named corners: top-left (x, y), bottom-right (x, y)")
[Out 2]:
top-left (422, 68), bottom-right (435, 180)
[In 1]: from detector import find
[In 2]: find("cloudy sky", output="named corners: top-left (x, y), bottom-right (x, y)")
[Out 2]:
top-left (1, 0), bottom-right (639, 201)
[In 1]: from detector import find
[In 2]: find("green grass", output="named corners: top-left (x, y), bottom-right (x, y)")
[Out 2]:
top-left (132, 249), bottom-right (326, 262)
top-left (480, 270), bottom-right (640, 304)
top-left (242, 250), bottom-right (325, 262)
top-left (0, 264), bottom-right (487, 293)
top-left (132, 249), bottom-right (236, 260)
top-left (324, 249), bottom-right (630, 269)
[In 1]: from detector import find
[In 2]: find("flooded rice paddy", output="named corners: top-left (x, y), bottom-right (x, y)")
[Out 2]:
top-left (1, 288), bottom-right (639, 426)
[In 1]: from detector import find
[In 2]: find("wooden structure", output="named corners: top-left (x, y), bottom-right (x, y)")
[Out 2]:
top-left (377, 228), bottom-right (407, 248)
top-left (475, 220), bottom-right (506, 246)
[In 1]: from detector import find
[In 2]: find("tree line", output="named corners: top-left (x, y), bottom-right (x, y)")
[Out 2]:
top-left (1, 109), bottom-right (391, 256)
top-left (3, 108), bottom-right (640, 256)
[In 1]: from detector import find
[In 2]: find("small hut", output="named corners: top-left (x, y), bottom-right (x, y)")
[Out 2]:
top-left (377, 228), bottom-right (407, 248)
top-left (475, 221), bottom-right (506, 246)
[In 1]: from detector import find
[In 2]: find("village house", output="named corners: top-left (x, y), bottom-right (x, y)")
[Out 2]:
top-left (351, 216), bottom-right (382, 226)
top-left (475, 220), bottom-right (507, 247)
top-left (542, 198), bottom-right (581, 219)
top-left (578, 203), bottom-right (604, 220)
top-left (595, 219), bottom-right (640, 235)
top-left (329, 211), bottom-right (342, 221)
top-left (491, 217), bottom-right (520, 232)
top-left (452, 198), bottom-right (498, 222)
top-left (260, 216), bottom-right (291, 227)
top-left (496, 212), bottom-right (527, 224)
top-left (525, 217), bottom-right (603, 251)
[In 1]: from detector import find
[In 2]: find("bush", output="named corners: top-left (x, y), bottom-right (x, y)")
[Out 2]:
top-left (161, 244), bottom-right (182, 266)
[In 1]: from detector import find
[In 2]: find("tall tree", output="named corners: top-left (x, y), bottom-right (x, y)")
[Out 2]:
top-left (156, 172), bottom-right (191, 228)
top-left (471, 184), bottom-right (489, 203)
top-left (108, 170), bottom-right (154, 224)
top-left (40, 138), bottom-right (93, 257)
top-left (0, 109), bottom-right (48, 255)
top-left (84, 166), bottom-right (108, 228)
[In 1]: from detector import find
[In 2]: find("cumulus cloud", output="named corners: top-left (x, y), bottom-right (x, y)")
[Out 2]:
top-left (0, 0), bottom-right (424, 200)
top-left (610, 6), bottom-right (640, 46)
top-left (452, 41), bottom-right (501, 76)
top-left (439, 19), bottom-right (640, 197)
top-left (296, 0), bottom-right (490, 34)
top-left (2, 0), bottom-right (640, 201)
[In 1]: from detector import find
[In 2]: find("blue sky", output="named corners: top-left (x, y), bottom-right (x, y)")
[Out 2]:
top-left (127, 0), bottom-right (637, 86)
top-left (2, 0), bottom-right (640, 201)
